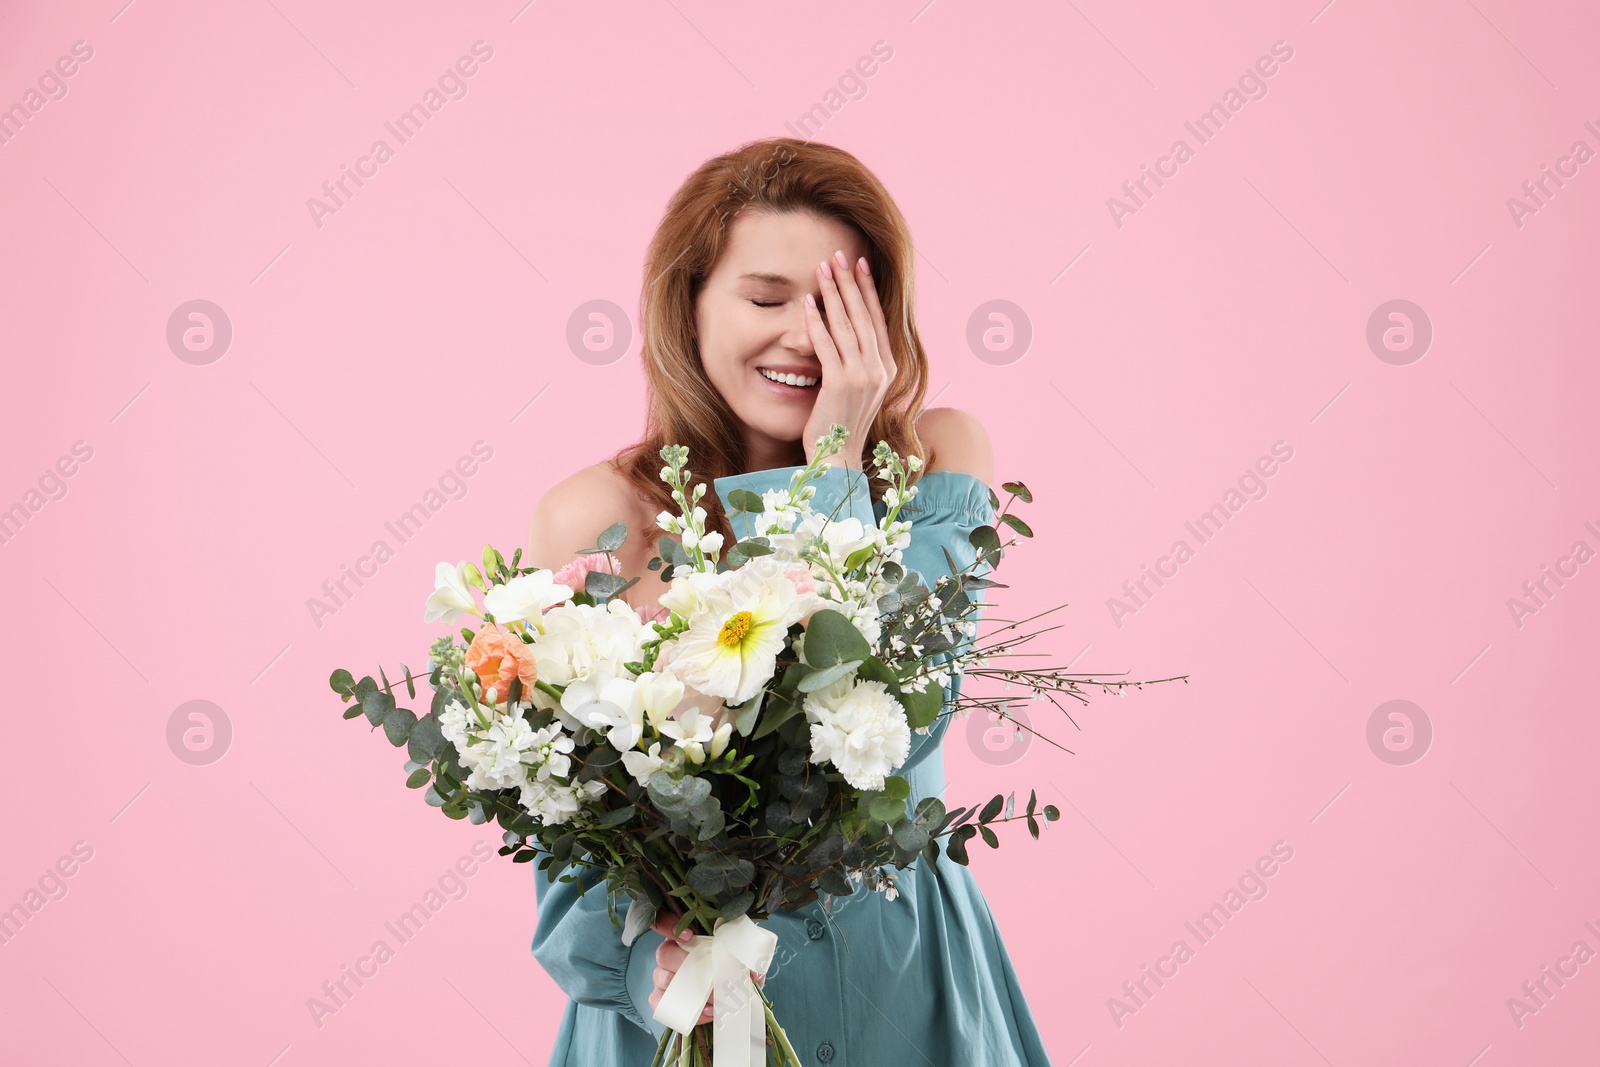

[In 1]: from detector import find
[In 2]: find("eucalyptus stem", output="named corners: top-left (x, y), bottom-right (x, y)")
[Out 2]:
top-left (650, 1026), bottom-right (672, 1067)
top-left (762, 995), bottom-right (804, 1067)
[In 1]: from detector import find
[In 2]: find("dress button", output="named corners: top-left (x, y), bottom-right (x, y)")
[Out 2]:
top-left (816, 1042), bottom-right (835, 1063)
top-left (806, 918), bottom-right (825, 940)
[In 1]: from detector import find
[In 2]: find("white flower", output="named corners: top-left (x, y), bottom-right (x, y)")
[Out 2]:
top-left (802, 675), bottom-right (910, 791)
top-left (635, 671), bottom-right (688, 732)
top-left (668, 556), bottom-right (810, 704)
top-left (520, 777), bottom-right (605, 826)
top-left (462, 713), bottom-right (540, 791)
top-left (484, 571), bottom-right (573, 626)
top-left (755, 488), bottom-right (801, 536)
top-left (659, 706), bottom-right (717, 764)
top-left (424, 562), bottom-right (478, 624)
top-left (621, 740), bottom-right (665, 787)
top-left (776, 512), bottom-right (877, 571)
top-left (570, 670), bottom-right (683, 753)
top-left (525, 721), bottom-right (576, 782)
top-left (659, 568), bottom-right (722, 618)
top-left (526, 600), bottom-right (651, 726)
top-left (697, 531), bottom-right (725, 556)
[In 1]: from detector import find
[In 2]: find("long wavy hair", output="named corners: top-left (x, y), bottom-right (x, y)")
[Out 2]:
top-left (605, 137), bottom-right (934, 546)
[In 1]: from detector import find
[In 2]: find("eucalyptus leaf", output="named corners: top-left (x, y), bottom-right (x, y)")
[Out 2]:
top-left (596, 521), bottom-right (628, 552)
top-left (892, 819), bottom-right (929, 854)
top-left (407, 713), bottom-right (448, 763)
top-left (687, 855), bottom-right (755, 897)
top-left (801, 609), bottom-right (871, 668)
top-left (382, 706), bottom-right (417, 746)
top-left (362, 688), bottom-right (394, 727)
top-left (796, 659), bottom-right (862, 693)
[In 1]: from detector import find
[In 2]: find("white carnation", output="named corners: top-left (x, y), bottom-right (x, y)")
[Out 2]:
top-left (802, 676), bottom-right (910, 791)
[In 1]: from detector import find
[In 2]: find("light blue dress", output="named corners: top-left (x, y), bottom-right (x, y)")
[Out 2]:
top-left (531, 464), bottom-right (1053, 1066)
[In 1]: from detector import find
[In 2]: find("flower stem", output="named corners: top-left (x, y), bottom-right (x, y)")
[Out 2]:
top-left (761, 993), bottom-right (803, 1067)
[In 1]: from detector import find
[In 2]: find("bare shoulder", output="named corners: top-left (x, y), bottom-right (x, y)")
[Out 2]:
top-left (525, 460), bottom-right (647, 572)
top-left (915, 407), bottom-right (995, 485)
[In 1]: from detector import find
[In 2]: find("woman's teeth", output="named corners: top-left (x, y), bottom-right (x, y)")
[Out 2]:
top-left (758, 368), bottom-right (820, 388)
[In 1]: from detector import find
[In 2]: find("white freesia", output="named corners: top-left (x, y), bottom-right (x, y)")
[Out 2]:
top-left (658, 706), bottom-right (717, 764)
top-left (571, 669), bottom-right (682, 753)
top-left (668, 556), bottom-right (815, 704)
top-left (659, 568), bottom-right (721, 619)
top-left (773, 512), bottom-right (877, 573)
top-left (423, 561), bottom-right (478, 624)
top-left (484, 571), bottom-right (573, 626)
top-left (621, 740), bottom-right (666, 787)
top-left (802, 675), bottom-right (911, 791)
top-left (634, 671), bottom-right (688, 732)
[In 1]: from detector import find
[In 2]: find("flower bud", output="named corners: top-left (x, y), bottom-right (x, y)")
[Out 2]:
top-left (710, 722), bottom-right (733, 760)
top-left (463, 562), bottom-right (486, 590)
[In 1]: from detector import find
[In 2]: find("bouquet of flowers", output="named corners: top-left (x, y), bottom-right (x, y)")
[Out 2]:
top-left (329, 425), bottom-right (1183, 1066)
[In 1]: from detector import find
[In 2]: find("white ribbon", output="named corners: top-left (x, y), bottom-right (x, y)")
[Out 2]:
top-left (652, 914), bottom-right (778, 1067)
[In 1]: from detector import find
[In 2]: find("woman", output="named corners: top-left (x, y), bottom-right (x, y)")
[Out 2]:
top-left (525, 138), bottom-right (1050, 1065)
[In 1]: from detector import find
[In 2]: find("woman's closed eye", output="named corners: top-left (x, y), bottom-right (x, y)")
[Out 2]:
top-left (750, 299), bottom-right (783, 308)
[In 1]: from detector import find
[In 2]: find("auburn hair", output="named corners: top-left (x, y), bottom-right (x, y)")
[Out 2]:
top-left (605, 137), bottom-right (934, 548)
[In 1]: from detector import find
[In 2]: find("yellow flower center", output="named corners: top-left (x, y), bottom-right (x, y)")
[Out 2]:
top-left (717, 610), bottom-right (754, 647)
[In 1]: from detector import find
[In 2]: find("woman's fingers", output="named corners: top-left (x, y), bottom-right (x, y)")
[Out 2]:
top-left (656, 938), bottom-right (688, 970)
top-left (803, 290), bottom-right (839, 376)
top-left (827, 250), bottom-right (883, 384)
top-left (852, 256), bottom-right (897, 383)
top-left (652, 911), bottom-right (694, 942)
top-left (815, 258), bottom-right (863, 377)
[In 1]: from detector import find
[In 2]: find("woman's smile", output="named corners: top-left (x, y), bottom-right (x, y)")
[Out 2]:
top-left (755, 364), bottom-right (822, 397)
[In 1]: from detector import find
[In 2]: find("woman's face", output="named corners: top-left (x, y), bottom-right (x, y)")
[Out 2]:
top-left (694, 209), bottom-right (870, 463)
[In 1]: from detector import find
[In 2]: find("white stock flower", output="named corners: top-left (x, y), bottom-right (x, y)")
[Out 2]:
top-left (525, 721), bottom-right (576, 782)
top-left (424, 562), bottom-right (478, 624)
top-left (484, 571), bottom-right (573, 626)
top-left (802, 675), bottom-right (911, 791)
top-left (755, 487), bottom-right (801, 536)
top-left (520, 776), bottom-right (605, 826)
top-left (462, 713), bottom-right (543, 790)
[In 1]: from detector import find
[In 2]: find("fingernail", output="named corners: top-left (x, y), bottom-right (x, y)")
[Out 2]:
top-left (819, 259), bottom-right (832, 280)
top-left (833, 249), bottom-right (849, 268)
top-left (858, 256), bottom-right (869, 276)
top-left (805, 292), bottom-right (816, 308)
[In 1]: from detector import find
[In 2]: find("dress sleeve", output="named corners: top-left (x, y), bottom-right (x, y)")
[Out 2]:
top-left (530, 855), bottom-right (669, 1040)
top-left (712, 463), bottom-right (878, 535)
top-left (886, 471), bottom-right (998, 775)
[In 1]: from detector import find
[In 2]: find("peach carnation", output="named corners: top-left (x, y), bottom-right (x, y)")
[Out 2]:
top-left (464, 626), bottom-right (539, 703)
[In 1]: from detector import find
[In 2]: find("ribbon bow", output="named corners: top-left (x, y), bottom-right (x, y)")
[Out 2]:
top-left (652, 914), bottom-right (778, 1067)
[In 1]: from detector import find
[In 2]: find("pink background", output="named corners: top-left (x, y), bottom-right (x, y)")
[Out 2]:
top-left (2, 1), bottom-right (1597, 1064)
